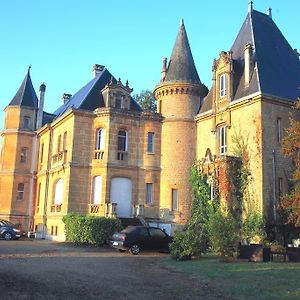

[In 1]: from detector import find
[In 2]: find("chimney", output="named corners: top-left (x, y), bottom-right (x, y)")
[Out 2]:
top-left (61, 93), bottom-right (72, 104)
top-left (244, 43), bottom-right (254, 86)
top-left (161, 57), bottom-right (167, 81)
top-left (92, 64), bottom-right (105, 78)
top-left (36, 83), bottom-right (46, 129)
top-left (248, 1), bottom-right (253, 13)
top-left (267, 7), bottom-right (272, 19)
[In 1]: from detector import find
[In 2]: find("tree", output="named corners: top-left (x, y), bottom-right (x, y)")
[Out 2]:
top-left (133, 90), bottom-right (157, 113)
top-left (280, 100), bottom-right (300, 226)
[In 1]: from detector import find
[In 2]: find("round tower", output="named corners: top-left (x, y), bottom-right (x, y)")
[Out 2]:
top-left (154, 20), bottom-right (207, 224)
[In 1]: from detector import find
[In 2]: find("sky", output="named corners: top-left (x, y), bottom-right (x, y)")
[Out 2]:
top-left (0, 0), bottom-right (299, 129)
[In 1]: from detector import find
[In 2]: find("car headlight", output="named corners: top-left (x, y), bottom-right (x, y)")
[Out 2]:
top-left (13, 228), bottom-right (20, 233)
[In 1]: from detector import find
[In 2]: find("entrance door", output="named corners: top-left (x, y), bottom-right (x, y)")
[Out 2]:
top-left (110, 178), bottom-right (132, 217)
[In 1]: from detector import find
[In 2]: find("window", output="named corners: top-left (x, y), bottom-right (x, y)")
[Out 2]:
top-left (172, 189), bottom-right (178, 211)
top-left (57, 135), bottom-right (62, 152)
top-left (117, 130), bottom-right (128, 160)
top-left (219, 126), bottom-right (227, 155)
top-left (53, 179), bottom-right (64, 205)
top-left (23, 116), bottom-right (31, 129)
top-left (146, 183), bottom-right (153, 204)
top-left (220, 74), bottom-right (227, 98)
top-left (149, 228), bottom-right (166, 238)
top-left (63, 132), bottom-right (67, 150)
top-left (115, 97), bottom-right (122, 108)
top-left (17, 183), bottom-right (24, 200)
top-left (277, 118), bottom-right (282, 143)
top-left (147, 132), bottom-right (154, 153)
top-left (278, 178), bottom-right (283, 197)
top-left (20, 147), bottom-right (28, 163)
top-left (96, 128), bottom-right (105, 150)
top-left (40, 143), bottom-right (44, 164)
top-left (93, 176), bottom-right (102, 205)
top-left (36, 183), bottom-right (41, 213)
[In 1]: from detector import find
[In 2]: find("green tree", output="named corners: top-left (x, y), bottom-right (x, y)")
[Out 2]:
top-left (133, 90), bottom-right (157, 113)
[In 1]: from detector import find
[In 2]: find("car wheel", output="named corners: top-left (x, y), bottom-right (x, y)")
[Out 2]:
top-left (3, 232), bottom-right (12, 241)
top-left (129, 244), bottom-right (141, 255)
top-left (118, 249), bottom-right (126, 253)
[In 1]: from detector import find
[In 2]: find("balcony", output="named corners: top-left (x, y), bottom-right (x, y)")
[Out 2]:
top-left (117, 151), bottom-right (128, 161)
top-left (89, 204), bottom-right (100, 214)
top-left (50, 204), bottom-right (62, 213)
top-left (94, 150), bottom-right (104, 160)
top-left (105, 203), bottom-right (117, 218)
top-left (52, 150), bottom-right (67, 168)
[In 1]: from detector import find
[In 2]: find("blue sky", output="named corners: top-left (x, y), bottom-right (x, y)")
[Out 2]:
top-left (0, 0), bottom-right (299, 128)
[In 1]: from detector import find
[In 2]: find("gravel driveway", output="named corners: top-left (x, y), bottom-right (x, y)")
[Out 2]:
top-left (0, 239), bottom-right (224, 300)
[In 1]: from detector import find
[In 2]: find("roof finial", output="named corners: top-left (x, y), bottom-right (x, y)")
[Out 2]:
top-left (180, 19), bottom-right (184, 27)
top-left (267, 7), bottom-right (272, 18)
top-left (248, 0), bottom-right (253, 13)
top-left (28, 65), bottom-right (32, 73)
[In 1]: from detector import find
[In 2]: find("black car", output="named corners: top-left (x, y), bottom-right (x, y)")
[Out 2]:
top-left (110, 226), bottom-right (173, 255)
top-left (0, 220), bottom-right (24, 240)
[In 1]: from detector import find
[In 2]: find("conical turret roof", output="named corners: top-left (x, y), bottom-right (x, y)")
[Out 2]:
top-left (9, 67), bottom-right (38, 108)
top-left (164, 20), bottom-right (201, 84)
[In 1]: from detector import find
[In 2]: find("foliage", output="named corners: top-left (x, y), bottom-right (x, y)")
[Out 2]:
top-left (170, 225), bottom-right (208, 261)
top-left (208, 209), bottom-right (240, 258)
top-left (63, 213), bottom-right (122, 245)
top-left (241, 212), bottom-right (266, 244)
top-left (280, 103), bottom-right (300, 226)
top-left (133, 90), bottom-right (157, 113)
top-left (170, 166), bottom-right (217, 260)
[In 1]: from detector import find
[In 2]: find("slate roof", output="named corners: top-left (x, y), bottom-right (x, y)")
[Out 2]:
top-left (42, 112), bottom-right (56, 126)
top-left (53, 67), bottom-right (141, 117)
top-left (200, 9), bottom-right (300, 114)
top-left (164, 20), bottom-right (201, 84)
top-left (9, 68), bottom-right (38, 109)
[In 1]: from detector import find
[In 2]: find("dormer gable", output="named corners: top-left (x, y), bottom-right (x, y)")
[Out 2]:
top-left (101, 78), bottom-right (133, 110)
top-left (212, 51), bottom-right (234, 113)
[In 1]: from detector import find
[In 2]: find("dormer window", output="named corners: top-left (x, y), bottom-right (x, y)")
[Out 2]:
top-left (115, 97), bottom-right (122, 108)
top-left (220, 74), bottom-right (227, 98)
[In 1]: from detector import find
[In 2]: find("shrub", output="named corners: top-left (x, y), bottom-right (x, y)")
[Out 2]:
top-left (242, 212), bottom-right (266, 244)
top-left (63, 213), bottom-right (122, 245)
top-left (170, 225), bottom-right (208, 261)
top-left (208, 209), bottom-right (240, 258)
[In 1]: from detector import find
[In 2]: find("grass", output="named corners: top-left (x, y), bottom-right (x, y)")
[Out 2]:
top-left (162, 255), bottom-right (300, 300)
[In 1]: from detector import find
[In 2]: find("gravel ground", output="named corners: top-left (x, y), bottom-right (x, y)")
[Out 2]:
top-left (0, 239), bottom-right (225, 300)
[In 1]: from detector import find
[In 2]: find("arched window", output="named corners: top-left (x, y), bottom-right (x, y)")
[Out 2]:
top-left (96, 128), bottom-right (105, 150)
top-left (93, 176), bottom-right (102, 204)
top-left (53, 179), bottom-right (64, 205)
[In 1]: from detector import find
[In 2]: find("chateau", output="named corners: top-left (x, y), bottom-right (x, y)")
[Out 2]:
top-left (0, 4), bottom-right (299, 239)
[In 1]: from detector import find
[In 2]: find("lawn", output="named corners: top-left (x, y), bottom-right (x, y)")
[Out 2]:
top-left (163, 256), bottom-right (300, 300)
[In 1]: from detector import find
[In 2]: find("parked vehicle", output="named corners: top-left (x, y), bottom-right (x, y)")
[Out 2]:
top-left (0, 220), bottom-right (24, 240)
top-left (110, 226), bottom-right (173, 255)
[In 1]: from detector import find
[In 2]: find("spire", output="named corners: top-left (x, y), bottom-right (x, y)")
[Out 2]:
top-left (9, 68), bottom-right (38, 108)
top-left (164, 19), bottom-right (201, 84)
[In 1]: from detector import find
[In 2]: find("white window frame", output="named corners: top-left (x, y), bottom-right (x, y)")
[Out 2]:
top-left (118, 130), bottom-right (128, 152)
top-left (172, 189), bottom-right (178, 211)
top-left (219, 126), bottom-right (227, 155)
top-left (147, 132), bottom-right (154, 153)
top-left (17, 183), bottom-right (24, 200)
top-left (96, 128), bottom-right (106, 150)
top-left (277, 118), bottom-right (282, 143)
top-left (220, 74), bottom-right (227, 98)
top-left (93, 176), bottom-right (102, 205)
top-left (146, 183), bottom-right (153, 204)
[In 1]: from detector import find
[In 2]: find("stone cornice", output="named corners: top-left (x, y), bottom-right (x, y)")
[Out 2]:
top-left (154, 82), bottom-right (205, 98)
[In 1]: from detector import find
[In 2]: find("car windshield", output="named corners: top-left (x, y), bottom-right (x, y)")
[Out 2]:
top-left (121, 226), bottom-right (137, 234)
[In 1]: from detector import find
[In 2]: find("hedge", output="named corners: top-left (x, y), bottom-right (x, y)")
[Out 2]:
top-left (62, 213), bottom-right (122, 245)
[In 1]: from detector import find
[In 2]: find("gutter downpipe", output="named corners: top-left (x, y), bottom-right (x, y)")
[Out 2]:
top-left (272, 149), bottom-right (276, 221)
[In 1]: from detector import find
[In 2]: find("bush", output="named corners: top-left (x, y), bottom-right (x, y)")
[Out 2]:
top-left (63, 213), bottom-right (122, 245)
top-left (170, 225), bottom-right (208, 261)
top-left (242, 212), bottom-right (266, 244)
top-left (208, 209), bottom-right (240, 258)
